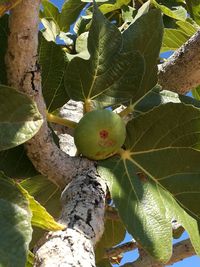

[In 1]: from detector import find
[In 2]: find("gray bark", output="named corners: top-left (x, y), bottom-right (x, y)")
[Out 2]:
top-left (5, 0), bottom-right (90, 189)
top-left (34, 166), bottom-right (107, 267)
top-left (158, 29), bottom-right (200, 94)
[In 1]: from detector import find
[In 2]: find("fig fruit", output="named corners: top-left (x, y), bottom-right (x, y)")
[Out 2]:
top-left (74, 109), bottom-right (126, 160)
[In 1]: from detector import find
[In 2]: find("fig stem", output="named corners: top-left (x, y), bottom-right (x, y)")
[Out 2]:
top-left (116, 148), bottom-right (126, 156)
top-left (84, 98), bottom-right (93, 113)
top-left (46, 112), bottom-right (78, 129)
top-left (118, 105), bottom-right (134, 118)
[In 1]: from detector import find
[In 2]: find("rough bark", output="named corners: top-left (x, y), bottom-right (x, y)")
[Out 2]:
top-left (158, 29), bottom-right (200, 94)
top-left (5, 0), bottom-right (90, 189)
top-left (34, 166), bottom-right (107, 267)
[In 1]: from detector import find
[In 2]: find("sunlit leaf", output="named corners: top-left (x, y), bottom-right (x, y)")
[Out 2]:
top-left (151, 0), bottom-right (187, 21)
top-left (176, 20), bottom-right (198, 36)
top-left (41, 18), bottom-right (59, 42)
top-left (0, 85), bottom-right (43, 151)
top-left (19, 184), bottom-right (65, 231)
top-left (26, 251), bottom-right (34, 267)
top-left (161, 28), bottom-right (189, 52)
top-left (20, 175), bottom-right (61, 218)
top-left (0, 173), bottom-right (32, 267)
top-left (99, 0), bottom-right (131, 15)
top-left (161, 20), bottom-right (198, 52)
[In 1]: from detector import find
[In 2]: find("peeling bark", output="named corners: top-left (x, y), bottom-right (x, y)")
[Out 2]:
top-left (34, 166), bottom-right (107, 267)
top-left (158, 29), bottom-right (200, 94)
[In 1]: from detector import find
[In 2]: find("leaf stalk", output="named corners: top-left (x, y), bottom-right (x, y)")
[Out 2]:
top-left (46, 112), bottom-right (77, 129)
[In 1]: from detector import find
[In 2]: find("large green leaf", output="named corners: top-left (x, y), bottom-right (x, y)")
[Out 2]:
top-left (65, 4), bottom-right (144, 105)
top-left (99, 160), bottom-right (172, 262)
top-left (98, 159), bottom-right (200, 262)
top-left (19, 184), bottom-right (64, 231)
top-left (41, 18), bottom-right (59, 42)
top-left (134, 86), bottom-right (200, 115)
top-left (20, 175), bottom-right (61, 218)
top-left (0, 85), bottom-right (43, 151)
top-left (161, 20), bottom-right (198, 52)
top-left (176, 20), bottom-right (198, 36)
top-left (151, 0), bottom-right (187, 21)
top-left (20, 175), bottom-right (62, 248)
top-left (122, 9), bottom-right (163, 100)
top-left (0, 145), bottom-right (38, 178)
top-left (186, 0), bottom-right (200, 25)
top-left (0, 14), bottom-right (8, 84)
top-left (0, 173), bottom-right (32, 267)
top-left (59, 0), bottom-right (86, 32)
top-left (99, 0), bottom-right (131, 15)
top-left (39, 36), bottom-right (69, 111)
top-left (40, 0), bottom-right (60, 27)
top-left (95, 218), bottom-right (126, 262)
top-left (161, 28), bottom-right (189, 52)
top-left (125, 102), bottom-right (200, 172)
top-left (123, 103), bottom-right (200, 220)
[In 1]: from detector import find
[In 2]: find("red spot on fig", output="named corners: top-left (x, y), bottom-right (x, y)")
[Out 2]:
top-left (99, 129), bottom-right (109, 139)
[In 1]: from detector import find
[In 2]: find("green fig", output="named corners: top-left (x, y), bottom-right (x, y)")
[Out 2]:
top-left (74, 109), bottom-right (126, 160)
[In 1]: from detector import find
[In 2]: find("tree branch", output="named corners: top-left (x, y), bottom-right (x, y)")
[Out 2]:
top-left (121, 239), bottom-right (195, 267)
top-left (158, 29), bottom-right (200, 94)
top-left (34, 166), bottom-right (107, 266)
top-left (5, 0), bottom-right (91, 188)
top-left (105, 240), bottom-right (137, 259)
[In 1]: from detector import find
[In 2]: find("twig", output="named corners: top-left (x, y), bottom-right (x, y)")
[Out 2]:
top-left (105, 240), bottom-right (138, 259)
top-left (121, 239), bottom-right (195, 267)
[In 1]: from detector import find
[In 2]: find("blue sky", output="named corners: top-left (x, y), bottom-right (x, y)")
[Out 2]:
top-left (49, 1), bottom-right (200, 266)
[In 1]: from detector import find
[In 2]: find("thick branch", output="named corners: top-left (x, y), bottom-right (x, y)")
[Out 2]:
top-left (5, 0), bottom-right (90, 188)
top-left (121, 239), bottom-right (195, 267)
top-left (158, 29), bottom-right (200, 94)
top-left (34, 166), bottom-right (107, 266)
